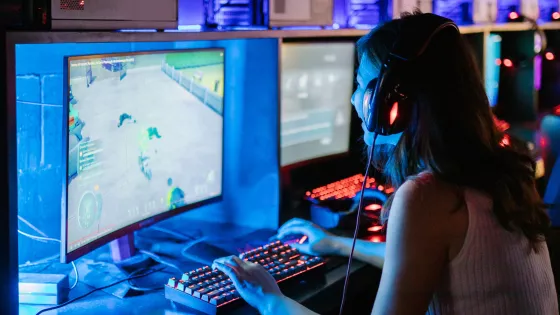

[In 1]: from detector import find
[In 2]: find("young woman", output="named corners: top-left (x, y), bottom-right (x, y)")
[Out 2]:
top-left (213, 12), bottom-right (558, 315)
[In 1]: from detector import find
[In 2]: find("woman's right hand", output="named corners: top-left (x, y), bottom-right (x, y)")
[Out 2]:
top-left (276, 218), bottom-right (338, 256)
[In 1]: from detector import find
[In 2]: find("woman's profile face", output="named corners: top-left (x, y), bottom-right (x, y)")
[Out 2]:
top-left (352, 53), bottom-right (403, 146)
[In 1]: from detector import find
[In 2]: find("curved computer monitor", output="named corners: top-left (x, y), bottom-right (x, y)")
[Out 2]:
top-left (280, 41), bottom-right (356, 168)
top-left (61, 49), bottom-right (225, 263)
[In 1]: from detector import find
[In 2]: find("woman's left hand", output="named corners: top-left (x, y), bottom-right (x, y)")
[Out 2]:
top-left (212, 256), bottom-right (283, 313)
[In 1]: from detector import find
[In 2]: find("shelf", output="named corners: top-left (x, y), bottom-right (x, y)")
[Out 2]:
top-left (483, 22), bottom-right (534, 32)
top-left (5, 29), bottom-right (367, 45)
top-left (539, 22), bottom-right (560, 30)
top-left (7, 22), bottom-right (560, 45)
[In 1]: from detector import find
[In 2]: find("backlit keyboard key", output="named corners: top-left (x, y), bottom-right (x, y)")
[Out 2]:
top-left (167, 278), bottom-right (177, 287)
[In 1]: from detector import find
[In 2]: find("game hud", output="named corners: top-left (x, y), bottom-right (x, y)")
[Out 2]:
top-left (66, 49), bottom-right (224, 254)
top-left (280, 42), bottom-right (355, 167)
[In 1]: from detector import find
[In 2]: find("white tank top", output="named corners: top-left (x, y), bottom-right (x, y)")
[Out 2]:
top-left (427, 189), bottom-right (558, 315)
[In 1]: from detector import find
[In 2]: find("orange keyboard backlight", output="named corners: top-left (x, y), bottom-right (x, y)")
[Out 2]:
top-left (306, 174), bottom-right (392, 201)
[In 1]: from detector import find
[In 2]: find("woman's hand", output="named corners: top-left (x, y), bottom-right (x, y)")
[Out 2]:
top-left (213, 256), bottom-right (283, 314)
top-left (277, 218), bottom-right (338, 256)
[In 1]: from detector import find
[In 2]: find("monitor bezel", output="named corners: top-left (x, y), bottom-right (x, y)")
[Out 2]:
top-left (61, 48), bottom-right (226, 263)
top-left (279, 38), bottom-right (359, 170)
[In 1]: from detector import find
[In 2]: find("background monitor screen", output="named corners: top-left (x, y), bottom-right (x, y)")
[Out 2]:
top-left (486, 34), bottom-right (501, 108)
top-left (280, 42), bottom-right (355, 167)
top-left (65, 49), bottom-right (224, 257)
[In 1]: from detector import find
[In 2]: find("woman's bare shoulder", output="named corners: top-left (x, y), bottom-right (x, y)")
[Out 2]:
top-left (393, 173), bottom-right (464, 224)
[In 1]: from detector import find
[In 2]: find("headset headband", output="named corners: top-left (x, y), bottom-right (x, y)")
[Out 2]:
top-left (390, 14), bottom-right (459, 61)
top-left (363, 14), bottom-right (460, 135)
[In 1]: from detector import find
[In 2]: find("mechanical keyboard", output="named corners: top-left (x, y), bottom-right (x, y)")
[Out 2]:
top-left (165, 240), bottom-right (325, 314)
top-left (305, 174), bottom-right (394, 201)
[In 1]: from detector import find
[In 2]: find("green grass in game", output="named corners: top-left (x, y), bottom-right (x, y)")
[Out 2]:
top-left (165, 51), bottom-right (224, 97)
top-left (165, 51), bottom-right (223, 69)
top-left (179, 65), bottom-right (224, 97)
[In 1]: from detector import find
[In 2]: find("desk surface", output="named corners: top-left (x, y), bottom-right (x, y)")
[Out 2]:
top-left (20, 223), bottom-right (381, 315)
top-left (22, 260), bottom-right (376, 315)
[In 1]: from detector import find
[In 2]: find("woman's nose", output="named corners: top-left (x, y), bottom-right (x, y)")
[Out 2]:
top-left (351, 91), bottom-right (360, 117)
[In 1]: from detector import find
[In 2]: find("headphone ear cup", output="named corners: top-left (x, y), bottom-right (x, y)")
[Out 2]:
top-left (371, 61), bottom-right (409, 135)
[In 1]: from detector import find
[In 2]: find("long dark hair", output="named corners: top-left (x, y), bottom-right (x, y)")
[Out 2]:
top-left (358, 11), bottom-right (550, 248)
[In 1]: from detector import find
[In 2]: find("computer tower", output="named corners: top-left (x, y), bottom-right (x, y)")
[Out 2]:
top-left (539, 0), bottom-right (560, 22)
top-left (341, 0), bottom-right (391, 28)
top-left (497, 0), bottom-right (539, 22)
top-left (474, 0), bottom-right (498, 23)
top-left (203, 0), bottom-right (267, 28)
top-left (0, 0), bottom-right (178, 30)
top-left (521, 0), bottom-right (540, 20)
top-left (50, 0), bottom-right (178, 29)
top-left (433, 0), bottom-right (472, 24)
top-left (393, 0), bottom-right (432, 18)
top-left (269, 0), bottom-right (334, 27)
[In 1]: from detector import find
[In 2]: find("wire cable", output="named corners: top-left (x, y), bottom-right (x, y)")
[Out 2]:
top-left (69, 262), bottom-right (78, 290)
top-left (138, 249), bottom-right (182, 273)
top-left (181, 236), bottom-right (215, 265)
top-left (522, 15), bottom-right (547, 54)
top-left (17, 230), bottom-right (60, 244)
top-left (19, 254), bottom-right (60, 269)
top-left (35, 267), bottom-right (165, 315)
top-left (149, 226), bottom-right (201, 241)
top-left (18, 215), bottom-right (49, 238)
top-left (338, 134), bottom-right (378, 315)
top-left (18, 221), bottom-right (79, 290)
top-left (125, 262), bottom-right (176, 292)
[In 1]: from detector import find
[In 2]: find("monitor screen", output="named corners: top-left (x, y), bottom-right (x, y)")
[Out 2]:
top-left (280, 42), bottom-right (355, 167)
top-left (486, 34), bottom-right (501, 108)
top-left (64, 49), bottom-right (224, 259)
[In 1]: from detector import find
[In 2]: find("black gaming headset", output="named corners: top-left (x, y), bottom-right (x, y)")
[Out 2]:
top-left (362, 14), bottom-right (460, 135)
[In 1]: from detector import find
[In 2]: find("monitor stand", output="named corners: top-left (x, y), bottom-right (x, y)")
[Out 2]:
top-left (110, 234), bottom-right (151, 269)
top-left (79, 234), bottom-right (156, 299)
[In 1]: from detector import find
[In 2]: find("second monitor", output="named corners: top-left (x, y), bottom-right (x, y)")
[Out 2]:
top-left (280, 42), bottom-right (356, 167)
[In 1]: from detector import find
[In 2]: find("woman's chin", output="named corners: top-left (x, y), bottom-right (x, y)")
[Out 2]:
top-left (363, 131), bottom-right (403, 146)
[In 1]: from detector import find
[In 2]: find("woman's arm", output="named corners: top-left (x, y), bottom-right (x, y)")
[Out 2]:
top-left (261, 294), bottom-right (320, 315)
top-left (328, 237), bottom-right (385, 269)
top-left (276, 218), bottom-right (385, 268)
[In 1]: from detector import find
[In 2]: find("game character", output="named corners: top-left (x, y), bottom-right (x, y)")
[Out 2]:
top-left (69, 102), bottom-right (86, 142)
top-left (138, 153), bottom-right (152, 181)
top-left (69, 85), bottom-right (78, 105)
top-left (147, 127), bottom-right (162, 140)
top-left (86, 64), bottom-right (94, 87)
top-left (213, 80), bottom-right (220, 93)
top-left (117, 113), bottom-right (136, 128)
top-left (166, 178), bottom-right (185, 210)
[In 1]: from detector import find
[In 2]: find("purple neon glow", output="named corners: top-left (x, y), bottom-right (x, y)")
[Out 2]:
top-left (178, 0), bottom-right (205, 26)
top-left (539, 0), bottom-right (560, 22)
top-left (433, 0), bottom-right (474, 25)
top-left (179, 0), bottom-right (392, 30)
top-left (535, 55), bottom-right (542, 91)
top-left (334, 0), bottom-right (390, 28)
